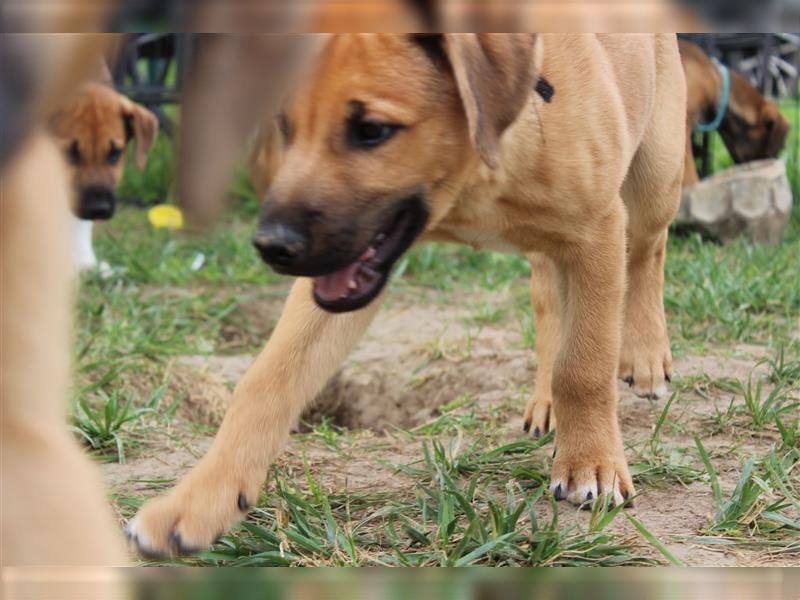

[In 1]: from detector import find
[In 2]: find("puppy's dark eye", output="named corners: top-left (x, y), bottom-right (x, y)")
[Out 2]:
top-left (66, 140), bottom-right (81, 165)
top-left (347, 119), bottom-right (401, 149)
top-left (107, 144), bottom-right (123, 166)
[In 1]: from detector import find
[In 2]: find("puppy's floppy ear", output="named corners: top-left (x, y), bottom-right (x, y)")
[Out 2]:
top-left (443, 34), bottom-right (539, 168)
top-left (761, 101), bottom-right (789, 158)
top-left (120, 97), bottom-right (159, 170)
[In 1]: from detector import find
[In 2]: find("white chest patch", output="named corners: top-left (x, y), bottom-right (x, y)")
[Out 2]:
top-left (442, 226), bottom-right (521, 254)
top-left (71, 215), bottom-right (113, 278)
top-left (71, 216), bottom-right (97, 270)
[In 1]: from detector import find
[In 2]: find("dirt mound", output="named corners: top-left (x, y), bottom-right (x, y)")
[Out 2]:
top-left (178, 288), bottom-right (531, 430)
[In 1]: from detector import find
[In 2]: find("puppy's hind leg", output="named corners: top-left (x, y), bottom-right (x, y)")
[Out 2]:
top-left (619, 167), bottom-right (682, 399)
top-left (128, 278), bottom-right (383, 556)
top-left (523, 253), bottom-right (561, 438)
top-left (619, 43), bottom-right (685, 400)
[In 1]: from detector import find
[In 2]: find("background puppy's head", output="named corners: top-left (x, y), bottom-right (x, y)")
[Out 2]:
top-left (252, 34), bottom-right (539, 313)
top-left (50, 82), bottom-right (158, 220)
top-left (720, 72), bottom-right (790, 164)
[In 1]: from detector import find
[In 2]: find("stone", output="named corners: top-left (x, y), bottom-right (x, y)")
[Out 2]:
top-left (679, 159), bottom-right (793, 245)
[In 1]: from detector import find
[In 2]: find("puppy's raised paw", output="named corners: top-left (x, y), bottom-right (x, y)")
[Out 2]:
top-left (127, 470), bottom-right (256, 558)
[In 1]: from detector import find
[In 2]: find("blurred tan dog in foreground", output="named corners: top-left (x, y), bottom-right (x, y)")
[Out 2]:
top-left (1, 36), bottom-right (129, 569)
top-left (679, 39), bottom-right (790, 188)
top-left (129, 33), bottom-right (686, 556)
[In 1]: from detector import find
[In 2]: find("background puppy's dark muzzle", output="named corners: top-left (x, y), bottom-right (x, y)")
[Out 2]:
top-left (78, 186), bottom-right (116, 220)
top-left (252, 223), bottom-right (308, 269)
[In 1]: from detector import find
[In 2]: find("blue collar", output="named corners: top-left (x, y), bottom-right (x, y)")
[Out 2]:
top-left (694, 57), bottom-right (730, 133)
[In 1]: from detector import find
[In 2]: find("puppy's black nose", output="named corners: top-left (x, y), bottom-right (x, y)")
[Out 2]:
top-left (78, 186), bottom-right (115, 220)
top-left (252, 223), bottom-right (308, 268)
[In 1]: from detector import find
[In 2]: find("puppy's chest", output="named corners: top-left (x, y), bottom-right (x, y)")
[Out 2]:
top-left (432, 187), bottom-right (532, 254)
top-left (435, 225), bottom-right (522, 254)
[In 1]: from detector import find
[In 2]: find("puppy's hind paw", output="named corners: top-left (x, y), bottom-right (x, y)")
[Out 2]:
top-left (619, 343), bottom-right (672, 400)
top-left (522, 392), bottom-right (556, 439)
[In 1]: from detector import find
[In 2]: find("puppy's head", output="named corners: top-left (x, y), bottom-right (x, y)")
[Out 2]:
top-left (720, 74), bottom-right (790, 164)
top-left (253, 34), bottom-right (538, 312)
top-left (50, 82), bottom-right (158, 220)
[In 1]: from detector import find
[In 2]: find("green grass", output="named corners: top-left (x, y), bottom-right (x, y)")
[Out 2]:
top-left (629, 393), bottom-right (705, 487)
top-left (695, 437), bottom-right (799, 543)
top-left (156, 440), bottom-right (661, 567)
top-left (664, 233), bottom-right (800, 347)
top-left (696, 351), bottom-right (800, 435)
top-left (71, 385), bottom-right (164, 462)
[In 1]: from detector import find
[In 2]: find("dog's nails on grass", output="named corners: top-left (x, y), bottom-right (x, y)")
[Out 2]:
top-left (238, 493), bottom-right (249, 512)
top-left (552, 483), bottom-right (566, 501)
top-left (168, 531), bottom-right (183, 554)
top-left (523, 420), bottom-right (530, 433)
top-left (533, 426), bottom-right (541, 438)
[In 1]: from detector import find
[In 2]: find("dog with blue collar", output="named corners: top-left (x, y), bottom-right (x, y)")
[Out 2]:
top-left (679, 39), bottom-right (790, 188)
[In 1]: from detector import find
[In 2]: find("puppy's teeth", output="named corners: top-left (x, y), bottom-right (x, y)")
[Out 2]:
top-left (375, 233), bottom-right (386, 242)
top-left (348, 279), bottom-right (357, 290)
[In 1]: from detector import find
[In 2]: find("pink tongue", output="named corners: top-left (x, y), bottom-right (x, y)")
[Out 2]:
top-left (313, 260), bottom-right (362, 302)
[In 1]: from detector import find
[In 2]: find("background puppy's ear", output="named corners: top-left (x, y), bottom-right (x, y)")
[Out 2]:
top-left (443, 34), bottom-right (539, 168)
top-left (121, 99), bottom-right (159, 170)
top-left (761, 102), bottom-right (789, 159)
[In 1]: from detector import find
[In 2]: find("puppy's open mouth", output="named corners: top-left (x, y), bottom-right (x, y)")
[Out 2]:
top-left (313, 196), bottom-right (427, 313)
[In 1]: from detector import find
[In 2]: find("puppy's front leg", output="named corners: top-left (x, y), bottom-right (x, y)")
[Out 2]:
top-left (129, 278), bottom-right (383, 556)
top-left (549, 204), bottom-right (634, 506)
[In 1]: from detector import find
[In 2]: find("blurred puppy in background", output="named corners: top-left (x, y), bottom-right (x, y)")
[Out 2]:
top-left (679, 39), bottom-right (790, 188)
top-left (49, 79), bottom-right (159, 272)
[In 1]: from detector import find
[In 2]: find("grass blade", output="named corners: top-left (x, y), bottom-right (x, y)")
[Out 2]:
top-left (625, 513), bottom-right (685, 566)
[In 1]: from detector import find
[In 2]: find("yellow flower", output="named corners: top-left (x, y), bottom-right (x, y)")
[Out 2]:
top-left (148, 204), bottom-right (184, 230)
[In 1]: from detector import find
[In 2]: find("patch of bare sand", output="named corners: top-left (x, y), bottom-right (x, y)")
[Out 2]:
top-left (105, 287), bottom-right (795, 565)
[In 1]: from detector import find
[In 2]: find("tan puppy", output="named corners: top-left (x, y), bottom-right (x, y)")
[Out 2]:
top-left (130, 34), bottom-right (686, 556)
top-left (679, 39), bottom-right (790, 188)
top-left (49, 82), bottom-right (158, 270)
